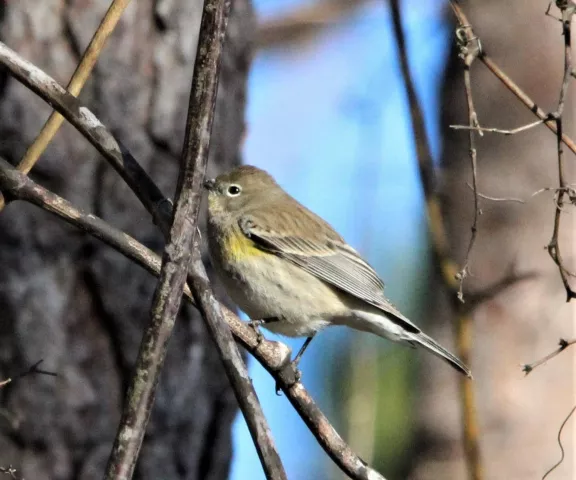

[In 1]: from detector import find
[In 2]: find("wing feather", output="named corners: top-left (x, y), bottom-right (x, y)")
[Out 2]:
top-left (239, 213), bottom-right (420, 333)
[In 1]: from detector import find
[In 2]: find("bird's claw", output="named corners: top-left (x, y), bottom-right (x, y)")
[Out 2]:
top-left (275, 359), bottom-right (302, 396)
top-left (247, 319), bottom-right (264, 345)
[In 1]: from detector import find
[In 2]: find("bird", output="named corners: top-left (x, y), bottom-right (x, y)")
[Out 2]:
top-left (203, 165), bottom-right (471, 379)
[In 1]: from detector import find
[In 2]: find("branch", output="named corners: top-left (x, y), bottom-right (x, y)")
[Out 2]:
top-left (20, 0), bottom-right (132, 174)
top-left (450, 119), bottom-right (547, 136)
top-left (542, 404), bottom-right (576, 480)
top-left (449, 1), bottom-right (576, 157)
top-left (521, 338), bottom-right (576, 375)
top-left (389, 2), bottom-right (483, 480)
top-left (453, 21), bottom-right (483, 301)
top-left (451, 2), bottom-right (576, 301)
top-left (103, 0), bottom-right (286, 477)
top-left (0, 359), bottom-right (57, 388)
top-left (546, 0), bottom-right (576, 301)
top-left (0, 40), bottom-right (172, 231)
top-left (0, 149), bottom-right (385, 480)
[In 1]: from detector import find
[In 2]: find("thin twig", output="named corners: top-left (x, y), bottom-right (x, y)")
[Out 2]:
top-left (449, 1), bottom-right (576, 157)
top-left (454, 21), bottom-right (483, 302)
top-left (465, 183), bottom-right (526, 204)
top-left (450, 119), bottom-right (546, 136)
top-left (172, 0), bottom-right (286, 474)
top-left (521, 338), bottom-right (576, 375)
top-left (542, 405), bottom-right (576, 479)
top-left (390, 2), bottom-right (482, 480)
top-left (0, 138), bottom-right (386, 480)
top-left (0, 360), bottom-right (57, 388)
top-left (103, 0), bottom-right (286, 477)
top-left (0, 0), bottom-right (132, 212)
top-left (0, 40), bottom-right (172, 231)
top-left (546, 0), bottom-right (576, 301)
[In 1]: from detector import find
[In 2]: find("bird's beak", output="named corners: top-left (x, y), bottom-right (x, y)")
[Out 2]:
top-left (203, 178), bottom-right (216, 191)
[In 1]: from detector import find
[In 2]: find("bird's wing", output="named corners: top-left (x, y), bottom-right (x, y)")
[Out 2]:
top-left (238, 213), bottom-right (420, 334)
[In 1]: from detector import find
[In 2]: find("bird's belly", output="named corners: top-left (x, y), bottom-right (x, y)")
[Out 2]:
top-left (215, 253), bottom-right (349, 337)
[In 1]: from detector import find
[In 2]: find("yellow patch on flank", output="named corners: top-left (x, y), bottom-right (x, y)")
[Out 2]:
top-left (225, 230), bottom-right (267, 261)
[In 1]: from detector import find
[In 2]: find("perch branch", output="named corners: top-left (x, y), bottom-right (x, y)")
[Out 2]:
top-left (389, 2), bottom-right (482, 479)
top-left (0, 98), bottom-right (386, 480)
top-left (103, 0), bottom-right (286, 478)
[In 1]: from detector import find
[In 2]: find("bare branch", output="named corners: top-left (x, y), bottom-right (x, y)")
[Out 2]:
top-left (0, 40), bottom-right (172, 231)
top-left (0, 150), bottom-right (386, 480)
top-left (17, 0), bottom-right (132, 175)
top-left (453, 19), bottom-right (483, 302)
top-left (546, 0), bottom-right (576, 301)
top-left (521, 338), bottom-right (576, 375)
top-left (542, 404), bottom-right (576, 480)
top-left (450, 119), bottom-right (546, 136)
top-left (102, 0), bottom-right (286, 478)
top-left (0, 359), bottom-right (57, 388)
top-left (449, 1), bottom-right (576, 157)
top-left (465, 183), bottom-right (526, 203)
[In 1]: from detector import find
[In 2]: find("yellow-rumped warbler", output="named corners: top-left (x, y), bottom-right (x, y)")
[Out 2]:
top-left (204, 165), bottom-right (471, 378)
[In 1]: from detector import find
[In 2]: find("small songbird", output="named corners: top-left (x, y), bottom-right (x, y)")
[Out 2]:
top-left (204, 165), bottom-right (471, 378)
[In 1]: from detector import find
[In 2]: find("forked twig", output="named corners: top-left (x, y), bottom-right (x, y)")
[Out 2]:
top-left (521, 338), bottom-right (576, 375)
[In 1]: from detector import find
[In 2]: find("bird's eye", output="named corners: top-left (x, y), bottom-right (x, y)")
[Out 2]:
top-left (227, 184), bottom-right (242, 196)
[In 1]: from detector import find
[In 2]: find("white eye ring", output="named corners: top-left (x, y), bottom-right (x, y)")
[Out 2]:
top-left (226, 184), bottom-right (242, 197)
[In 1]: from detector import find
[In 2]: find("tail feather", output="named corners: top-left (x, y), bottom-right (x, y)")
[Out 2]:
top-left (347, 309), bottom-right (472, 378)
top-left (407, 332), bottom-right (472, 378)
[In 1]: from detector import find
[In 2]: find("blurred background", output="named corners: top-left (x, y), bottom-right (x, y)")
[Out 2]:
top-left (231, 0), bottom-right (444, 478)
top-left (231, 0), bottom-right (575, 479)
top-left (0, 0), bottom-right (573, 479)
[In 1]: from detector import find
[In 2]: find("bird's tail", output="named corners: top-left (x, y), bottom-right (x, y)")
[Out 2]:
top-left (406, 331), bottom-right (472, 378)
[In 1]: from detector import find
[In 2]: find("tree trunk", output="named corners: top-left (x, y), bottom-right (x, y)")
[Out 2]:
top-left (0, 1), bottom-right (254, 478)
top-left (411, 1), bottom-right (575, 479)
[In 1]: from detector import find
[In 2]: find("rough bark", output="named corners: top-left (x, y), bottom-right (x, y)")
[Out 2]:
top-left (0, 1), bottom-right (254, 479)
top-left (411, 1), bottom-right (575, 479)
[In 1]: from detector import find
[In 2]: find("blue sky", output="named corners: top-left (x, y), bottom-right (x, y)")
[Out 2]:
top-left (230, 0), bottom-right (450, 478)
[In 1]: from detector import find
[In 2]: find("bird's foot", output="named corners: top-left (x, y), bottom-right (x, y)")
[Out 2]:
top-left (247, 319), bottom-right (265, 345)
top-left (275, 357), bottom-right (302, 396)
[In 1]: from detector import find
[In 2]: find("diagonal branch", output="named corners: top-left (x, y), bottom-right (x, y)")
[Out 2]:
top-left (102, 0), bottom-right (286, 477)
top-left (0, 0), bottom-right (133, 211)
top-left (0, 35), bottom-right (388, 476)
top-left (0, 40), bottom-right (171, 230)
top-left (0, 157), bottom-right (386, 480)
